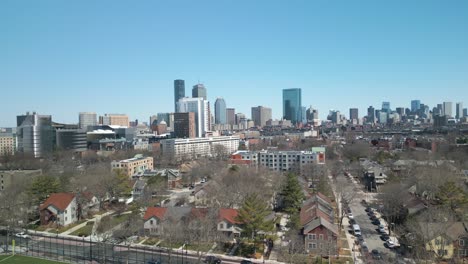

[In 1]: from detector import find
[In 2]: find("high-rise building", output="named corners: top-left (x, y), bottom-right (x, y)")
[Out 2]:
top-left (378, 111), bottom-right (388, 124)
top-left (174, 79), bottom-right (185, 112)
top-left (411, 100), bottom-right (421, 113)
top-left (192, 84), bottom-right (207, 100)
top-left (173, 112), bottom-right (196, 138)
top-left (251, 106), bottom-right (272, 127)
top-left (306, 107), bottom-right (319, 121)
top-left (177, 97), bottom-right (209, 137)
top-left (283, 88), bottom-right (302, 124)
top-left (456, 102), bottom-right (463, 119)
top-left (99, 114), bottom-right (129, 126)
top-left (396, 107), bottom-right (405, 117)
top-left (214, 98), bottom-right (227, 124)
top-left (382, 102), bottom-right (391, 113)
top-left (226, 108), bottom-right (235, 125)
top-left (301, 106), bottom-right (307, 124)
top-left (17, 112), bottom-right (55, 158)
top-left (443, 102), bottom-right (453, 117)
top-left (79, 112), bottom-right (97, 129)
top-left (235, 113), bottom-right (246, 125)
top-left (463, 108), bottom-right (468, 117)
top-left (349, 108), bottom-right (359, 120)
top-left (0, 129), bottom-right (16, 156)
top-left (367, 106), bottom-right (375, 123)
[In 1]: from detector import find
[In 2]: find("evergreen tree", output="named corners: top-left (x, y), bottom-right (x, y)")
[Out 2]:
top-left (236, 194), bottom-right (274, 239)
top-left (281, 173), bottom-right (305, 214)
top-left (28, 175), bottom-right (61, 205)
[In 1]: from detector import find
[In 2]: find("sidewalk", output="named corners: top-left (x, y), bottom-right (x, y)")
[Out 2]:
top-left (61, 211), bottom-right (114, 236)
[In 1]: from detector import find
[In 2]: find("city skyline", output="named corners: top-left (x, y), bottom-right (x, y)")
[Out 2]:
top-left (2, 0), bottom-right (468, 126)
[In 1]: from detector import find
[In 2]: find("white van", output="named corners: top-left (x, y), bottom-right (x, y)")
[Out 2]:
top-left (353, 224), bottom-right (361, 236)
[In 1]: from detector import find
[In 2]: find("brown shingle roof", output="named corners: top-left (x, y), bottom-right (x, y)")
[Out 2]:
top-left (219, 208), bottom-right (240, 224)
top-left (39, 193), bottom-right (75, 212)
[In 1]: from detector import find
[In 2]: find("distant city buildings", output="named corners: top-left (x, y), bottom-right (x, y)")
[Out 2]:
top-left (456, 102), bottom-right (463, 119)
top-left (306, 107), bottom-right (319, 122)
top-left (0, 128), bottom-right (16, 156)
top-left (367, 106), bottom-right (375, 123)
top-left (174, 79), bottom-right (185, 112)
top-left (283, 88), bottom-right (302, 124)
top-left (411, 100), bottom-right (421, 113)
top-left (192, 83), bottom-right (207, 100)
top-left (382, 101), bottom-right (391, 113)
top-left (251, 106), bottom-right (272, 127)
top-left (56, 129), bottom-right (87, 152)
top-left (226, 108), bottom-right (235, 125)
top-left (349, 108), bottom-right (359, 122)
top-left (79, 112), bottom-right (97, 129)
top-left (173, 112), bottom-right (196, 139)
top-left (161, 136), bottom-right (240, 160)
top-left (99, 114), bottom-right (129, 127)
top-left (443, 102), bottom-right (453, 117)
top-left (214, 98), bottom-right (227, 124)
top-left (17, 112), bottom-right (54, 158)
top-left (177, 97), bottom-right (209, 137)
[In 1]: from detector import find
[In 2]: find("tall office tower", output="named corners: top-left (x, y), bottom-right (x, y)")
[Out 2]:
top-left (411, 100), bottom-right (421, 113)
top-left (149, 115), bottom-right (158, 126)
top-left (306, 106), bottom-right (319, 121)
top-left (463, 108), bottom-right (468, 117)
top-left (157, 113), bottom-right (171, 127)
top-left (330, 110), bottom-right (341, 124)
top-left (214, 98), bottom-right (227, 124)
top-left (192, 83), bottom-right (207, 100)
top-left (367, 106), bottom-right (375, 123)
top-left (79, 112), bottom-right (97, 129)
top-left (456, 102), bottom-right (463, 119)
top-left (301, 106), bottom-right (307, 123)
top-left (173, 112), bottom-right (196, 139)
top-left (396, 107), bottom-right (405, 117)
top-left (235, 113), bottom-right (246, 125)
top-left (177, 97), bottom-right (209, 137)
top-left (100, 114), bottom-right (129, 126)
top-left (282, 88), bottom-right (302, 124)
top-left (349, 108), bottom-right (359, 120)
top-left (437, 104), bottom-right (443, 114)
top-left (226, 108), bottom-right (235, 125)
top-left (378, 111), bottom-right (388, 124)
top-left (382, 101), bottom-right (391, 113)
top-left (16, 112), bottom-right (55, 158)
top-left (251, 106), bottom-right (272, 127)
top-left (174, 79), bottom-right (185, 112)
top-left (443, 102), bottom-right (453, 117)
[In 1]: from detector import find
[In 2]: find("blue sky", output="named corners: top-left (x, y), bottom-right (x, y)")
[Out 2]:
top-left (1, 0), bottom-right (467, 126)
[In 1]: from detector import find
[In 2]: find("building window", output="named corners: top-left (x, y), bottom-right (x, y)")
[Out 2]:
top-left (219, 223), bottom-right (224, 229)
top-left (319, 234), bottom-right (324, 240)
top-left (150, 220), bottom-right (154, 225)
top-left (65, 210), bottom-right (67, 214)
top-left (460, 239), bottom-right (465, 246)
top-left (65, 217), bottom-right (68, 221)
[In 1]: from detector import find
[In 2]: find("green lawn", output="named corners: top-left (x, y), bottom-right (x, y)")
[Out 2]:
top-left (69, 222), bottom-right (94, 237)
top-left (0, 255), bottom-right (66, 263)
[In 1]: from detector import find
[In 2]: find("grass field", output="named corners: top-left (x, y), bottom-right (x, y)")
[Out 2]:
top-left (0, 255), bottom-right (66, 263)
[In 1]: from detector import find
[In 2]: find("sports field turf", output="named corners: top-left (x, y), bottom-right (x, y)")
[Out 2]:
top-left (0, 255), bottom-right (66, 263)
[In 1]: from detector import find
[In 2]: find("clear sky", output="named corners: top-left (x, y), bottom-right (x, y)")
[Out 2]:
top-left (1, 0), bottom-right (467, 126)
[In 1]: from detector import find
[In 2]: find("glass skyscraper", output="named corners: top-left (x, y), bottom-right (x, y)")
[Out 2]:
top-left (411, 100), bottom-right (420, 113)
top-left (174, 79), bottom-right (185, 112)
top-left (214, 97), bottom-right (227, 124)
top-left (283, 88), bottom-right (302, 124)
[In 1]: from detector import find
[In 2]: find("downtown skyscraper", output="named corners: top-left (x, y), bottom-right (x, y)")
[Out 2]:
top-left (192, 83), bottom-right (207, 100)
top-left (214, 98), bottom-right (227, 124)
top-left (283, 88), bottom-right (302, 124)
top-left (174, 79), bottom-right (185, 112)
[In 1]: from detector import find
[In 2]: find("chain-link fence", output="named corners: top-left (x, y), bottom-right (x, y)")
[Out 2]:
top-left (1, 232), bottom-right (195, 264)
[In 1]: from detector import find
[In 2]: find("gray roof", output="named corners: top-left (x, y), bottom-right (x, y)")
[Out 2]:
top-left (303, 216), bottom-right (338, 235)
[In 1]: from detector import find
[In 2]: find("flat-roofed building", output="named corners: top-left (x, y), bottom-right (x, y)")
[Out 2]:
top-left (0, 131), bottom-right (16, 156)
top-left (161, 136), bottom-right (240, 160)
top-left (111, 154), bottom-right (154, 177)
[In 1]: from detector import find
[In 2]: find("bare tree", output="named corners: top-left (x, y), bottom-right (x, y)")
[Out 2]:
top-left (335, 175), bottom-right (356, 230)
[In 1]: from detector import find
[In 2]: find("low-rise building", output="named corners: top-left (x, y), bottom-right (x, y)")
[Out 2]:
top-left (111, 154), bottom-right (154, 177)
top-left (40, 193), bottom-right (78, 226)
top-left (0, 131), bottom-right (16, 156)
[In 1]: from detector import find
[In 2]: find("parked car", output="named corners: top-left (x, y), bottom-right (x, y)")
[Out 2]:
top-left (365, 206), bottom-right (371, 212)
top-left (380, 234), bottom-right (390, 241)
top-left (347, 213), bottom-right (354, 220)
top-left (378, 224), bottom-right (386, 233)
top-left (371, 249), bottom-right (382, 259)
top-left (15, 232), bottom-right (30, 239)
top-left (361, 242), bottom-right (369, 252)
top-left (385, 239), bottom-right (396, 248)
top-left (372, 219), bottom-right (381, 225)
top-left (240, 260), bottom-right (253, 264)
top-left (204, 255), bottom-right (222, 264)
